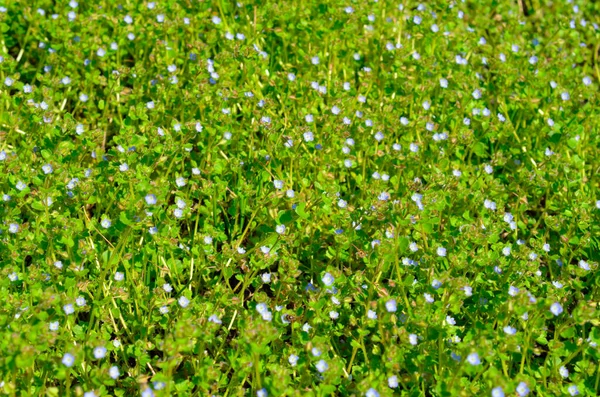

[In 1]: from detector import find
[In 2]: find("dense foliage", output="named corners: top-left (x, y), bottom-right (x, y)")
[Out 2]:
top-left (0, 0), bottom-right (599, 396)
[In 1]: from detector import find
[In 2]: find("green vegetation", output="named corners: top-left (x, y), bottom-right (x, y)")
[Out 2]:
top-left (0, 0), bottom-right (599, 396)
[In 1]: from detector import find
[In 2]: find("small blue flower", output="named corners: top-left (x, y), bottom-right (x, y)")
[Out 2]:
top-left (491, 387), bottom-right (504, 397)
top-left (109, 365), bottom-right (120, 379)
top-left (145, 194), bottom-right (157, 205)
top-left (178, 296), bottom-right (190, 308)
top-left (261, 310), bottom-right (273, 321)
top-left (553, 281), bottom-right (563, 289)
top-left (62, 353), bottom-right (75, 367)
top-left (150, 381), bottom-right (163, 390)
top-left (275, 224), bottom-right (286, 234)
top-left (484, 199), bottom-right (497, 210)
top-left (550, 302), bottom-right (563, 316)
top-left (516, 382), bottom-right (530, 397)
top-left (385, 299), bottom-right (397, 313)
top-left (8, 223), bottom-right (19, 234)
top-left (76, 296), bottom-right (86, 307)
top-left (322, 272), bottom-right (334, 286)
top-left (42, 164), bottom-right (54, 175)
top-left (208, 314), bottom-right (222, 324)
top-left (568, 385), bottom-right (579, 396)
top-left (288, 354), bottom-right (299, 366)
top-left (315, 359), bottom-right (328, 373)
top-left (365, 388), bottom-right (380, 397)
top-left (503, 325), bottom-right (517, 335)
top-left (16, 181), bottom-right (27, 191)
top-left (559, 366), bottom-right (569, 378)
top-left (101, 218), bottom-right (111, 229)
top-left (141, 387), bottom-right (155, 397)
top-left (257, 388), bottom-right (268, 397)
top-left (175, 177), bottom-right (186, 187)
top-left (93, 346), bottom-right (107, 359)
top-left (256, 303), bottom-right (269, 316)
top-left (467, 352), bottom-right (481, 365)
top-left (578, 260), bottom-right (590, 271)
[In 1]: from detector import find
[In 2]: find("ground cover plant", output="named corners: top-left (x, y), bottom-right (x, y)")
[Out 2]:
top-left (0, 0), bottom-right (599, 396)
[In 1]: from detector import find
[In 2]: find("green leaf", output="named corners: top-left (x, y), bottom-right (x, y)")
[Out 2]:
top-left (278, 210), bottom-right (294, 224)
top-left (560, 326), bottom-right (575, 339)
top-left (119, 212), bottom-right (131, 225)
top-left (295, 202), bottom-right (309, 219)
top-left (472, 142), bottom-right (488, 158)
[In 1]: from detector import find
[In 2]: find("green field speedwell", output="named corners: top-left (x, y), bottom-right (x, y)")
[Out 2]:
top-left (0, 0), bottom-right (599, 396)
